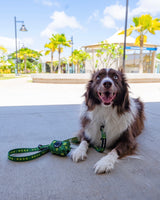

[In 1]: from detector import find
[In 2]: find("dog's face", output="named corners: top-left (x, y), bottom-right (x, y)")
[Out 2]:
top-left (85, 68), bottom-right (129, 113)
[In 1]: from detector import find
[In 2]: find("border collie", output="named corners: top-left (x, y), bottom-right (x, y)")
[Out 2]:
top-left (71, 68), bottom-right (145, 174)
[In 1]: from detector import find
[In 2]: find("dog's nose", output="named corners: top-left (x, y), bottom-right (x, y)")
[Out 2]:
top-left (103, 81), bottom-right (112, 89)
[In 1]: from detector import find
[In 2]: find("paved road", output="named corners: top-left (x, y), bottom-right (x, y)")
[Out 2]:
top-left (0, 77), bottom-right (160, 200)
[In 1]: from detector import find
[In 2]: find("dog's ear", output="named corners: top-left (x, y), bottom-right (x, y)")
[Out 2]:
top-left (117, 87), bottom-right (130, 114)
top-left (84, 70), bottom-right (101, 110)
top-left (122, 89), bottom-right (129, 110)
top-left (116, 71), bottom-right (130, 114)
top-left (118, 67), bottom-right (123, 73)
top-left (84, 79), bottom-right (96, 111)
top-left (121, 74), bottom-right (130, 112)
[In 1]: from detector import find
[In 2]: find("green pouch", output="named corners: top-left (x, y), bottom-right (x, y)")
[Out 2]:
top-left (49, 140), bottom-right (71, 156)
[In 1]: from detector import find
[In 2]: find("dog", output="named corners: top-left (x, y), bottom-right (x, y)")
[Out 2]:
top-left (71, 68), bottom-right (145, 174)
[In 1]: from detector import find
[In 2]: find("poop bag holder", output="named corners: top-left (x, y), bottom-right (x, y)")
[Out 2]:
top-left (8, 139), bottom-right (79, 162)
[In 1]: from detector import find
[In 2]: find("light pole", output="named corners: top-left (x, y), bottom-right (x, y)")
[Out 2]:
top-left (14, 16), bottom-right (28, 76)
top-left (70, 36), bottom-right (73, 73)
top-left (123, 0), bottom-right (129, 72)
top-left (19, 42), bottom-right (25, 74)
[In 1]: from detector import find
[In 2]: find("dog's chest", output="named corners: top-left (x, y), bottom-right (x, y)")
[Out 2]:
top-left (83, 104), bottom-right (135, 147)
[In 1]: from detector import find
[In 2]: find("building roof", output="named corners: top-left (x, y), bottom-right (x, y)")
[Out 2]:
top-left (107, 30), bottom-right (135, 44)
top-left (82, 30), bottom-right (160, 49)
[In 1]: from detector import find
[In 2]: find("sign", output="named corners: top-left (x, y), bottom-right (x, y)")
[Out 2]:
top-left (126, 46), bottom-right (157, 51)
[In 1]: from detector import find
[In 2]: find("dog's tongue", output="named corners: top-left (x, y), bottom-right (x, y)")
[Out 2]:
top-left (98, 93), bottom-right (116, 104)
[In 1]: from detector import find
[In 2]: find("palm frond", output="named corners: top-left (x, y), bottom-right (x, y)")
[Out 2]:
top-left (45, 50), bottom-right (51, 55)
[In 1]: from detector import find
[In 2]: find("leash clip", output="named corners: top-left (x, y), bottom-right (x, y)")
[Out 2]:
top-left (100, 125), bottom-right (106, 150)
top-left (101, 138), bottom-right (106, 150)
top-left (38, 144), bottom-right (49, 151)
top-left (100, 125), bottom-right (104, 131)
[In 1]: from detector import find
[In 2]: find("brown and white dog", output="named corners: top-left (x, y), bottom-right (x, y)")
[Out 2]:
top-left (71, 68), bottom-right (145, 174)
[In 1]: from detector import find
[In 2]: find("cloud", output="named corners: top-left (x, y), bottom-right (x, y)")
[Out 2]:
top-left (101, 0), bottom-right (160, 30)
top-left (34, 0), bottom-right (60, 7)
top-left (103, 4), bottom-right (126, 20)
top-left (42, 0), bottom-right (53, 6)
top-left (21, 37), bottom-right (34, 46)
top-left (0, 37), bottom-right (14, 50)
top-left (52, 1), bottom-right (60, 7)
top-left (101, 4), bottom-right (126, 29)
top-left (100, 15), bottom-right (117, 29)
top-left (88, 10), bottom-right (99, 23)
top-left (130, 0), bottom-right (160, 17)
top-left (0, 36), bottom-right (34, 53)
top-left (41, 11), bottom-right (82, 37)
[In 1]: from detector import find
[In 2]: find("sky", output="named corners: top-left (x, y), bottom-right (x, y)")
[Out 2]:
top-left (0, 0), bottom-right (160, 60)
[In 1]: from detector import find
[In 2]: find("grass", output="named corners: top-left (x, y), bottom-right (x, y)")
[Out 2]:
top-left (0, 74), bottom-right (28, 80)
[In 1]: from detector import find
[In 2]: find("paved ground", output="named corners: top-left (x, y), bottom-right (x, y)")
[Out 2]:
top-left (0, 77), bottom-right (160, 200)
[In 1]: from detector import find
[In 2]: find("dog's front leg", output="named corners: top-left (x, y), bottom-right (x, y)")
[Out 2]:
top-left (94, 149), bottom-right (119, 174)
top-left (71, 140), bottom-right (89, 162)
top-left (94, 128), bottom-right (136, 174)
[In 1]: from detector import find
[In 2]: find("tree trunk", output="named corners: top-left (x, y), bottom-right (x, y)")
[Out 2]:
top-left (75, 65), bottom-right (78, 73)
top-left (139, 47), bottom-right (143, 73)
top-left (58, 45), bottom-right (61, 74)
top-left (77, 64), bottom-right (80, 73)
top-left (139, 34), bottom-right (144, 73)
top-left (50, 50), bottom-right (53, 73)
top-left (24, 55), bottom-right (27, 74)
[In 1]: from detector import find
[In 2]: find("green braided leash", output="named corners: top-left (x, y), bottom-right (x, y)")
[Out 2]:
top-left (8, 127), bottom-right (106, 162)
top-left (92, 125), bottom-right (106, 153)
top-left (8, 138), bottom-right (78, 162)
top-left (8, 146), bottom-right (49, 162)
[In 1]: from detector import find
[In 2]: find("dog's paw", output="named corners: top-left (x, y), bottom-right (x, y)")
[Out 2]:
top-left (71, 148), bottom-right (87, 162)
top-left (94, 157), bottom-right (114, 174)
top-left (71, 141), bottom-right (88, 163)
top-left (94, 150), bottom-right (118, 174)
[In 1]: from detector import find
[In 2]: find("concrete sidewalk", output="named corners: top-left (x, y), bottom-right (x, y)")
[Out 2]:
top-left (0, 77), bottom-right (160, 200)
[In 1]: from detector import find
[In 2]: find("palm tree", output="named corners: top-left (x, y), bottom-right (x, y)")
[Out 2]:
top-left (44, 35), bottom-right (58, 73)
top-left (119, 14), bottom-right (160, 73)
top-left (0, 46), bottom-right (8, 71)
top-left (78, 50), bottom-right (90, 72)
top-left (0, 46), bottom-right (7, 54)
top-left (53, 33), bottom-right (71, 73)
top-left (69, 49), bottom-right (79, 73)
top-left (0, 46), bottom-right (7, 62)
top-left (69, 49), bottom-right (90, 73)
top-left (9, 48), bottom-right (42, 73)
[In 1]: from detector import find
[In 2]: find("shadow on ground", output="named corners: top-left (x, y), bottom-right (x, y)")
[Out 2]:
top-left (0, 103), bottom-right (160, 200)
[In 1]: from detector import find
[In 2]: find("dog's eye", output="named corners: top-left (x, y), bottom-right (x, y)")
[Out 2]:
top-left (113, 75), bottom-right (118, 80)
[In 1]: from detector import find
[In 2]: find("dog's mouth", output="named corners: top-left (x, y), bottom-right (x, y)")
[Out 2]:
top-left (98, 91), bottom-right (116, 105)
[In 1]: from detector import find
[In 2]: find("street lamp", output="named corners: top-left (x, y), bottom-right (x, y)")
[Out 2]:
top-left (70, 36), bottom-right (73, 73)
top-left (122, 0), bottom-right (129, 72)
top-left (14, 16), bottom-right (28, 76)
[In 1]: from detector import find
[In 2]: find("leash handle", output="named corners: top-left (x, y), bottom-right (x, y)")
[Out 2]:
top-left (8, 145), bottom-right (49, 162)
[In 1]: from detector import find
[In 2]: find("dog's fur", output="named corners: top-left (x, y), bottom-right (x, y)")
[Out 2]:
top-left (71, 68), bottom-right (145, 174)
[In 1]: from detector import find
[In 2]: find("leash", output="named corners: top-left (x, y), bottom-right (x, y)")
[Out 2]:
top-left (92, 125), bottom-right (106, 153)
top-left (8, 127), bottom-right (106, 162)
